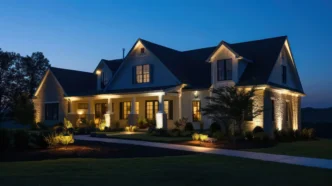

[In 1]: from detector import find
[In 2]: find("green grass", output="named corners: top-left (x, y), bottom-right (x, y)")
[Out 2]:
top-left (104, 133), bottom-right (191, 143)
top-left (0, 155), bottom-right (331, 186)
top-left (246, 139), bottom-right (332, 159)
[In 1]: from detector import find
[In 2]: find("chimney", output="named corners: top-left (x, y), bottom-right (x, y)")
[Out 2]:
top-left (122, 48), bottom-right (125, 60)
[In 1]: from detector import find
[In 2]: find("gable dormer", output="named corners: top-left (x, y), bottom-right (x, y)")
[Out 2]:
top-left (207, 42), bottom-right (251, 88)
top-left (94, 59), bottom-right (122, 91)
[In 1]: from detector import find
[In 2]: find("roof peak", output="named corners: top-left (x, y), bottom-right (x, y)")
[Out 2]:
top-left (230, 35), bottom-right (287, 45)
top-left (50, 66), bottom-right (93, 74)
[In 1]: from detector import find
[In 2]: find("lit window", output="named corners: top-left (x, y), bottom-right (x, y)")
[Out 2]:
top-left (140, 47), bottom-right (145, 54)
top-left (192, 101), bottom-right (201, 121)
top-left (135, 64), bottom-right (150, 83)
top-left (135, 102), bottom-right (139, 115)
top-left (78, 103), bottom-right (88, 109)
top-left (45, 103), bottom-right (59, 120)
top-left (95, 103), bottom-right (107, 119)
top-left (145, 100), bottom-right (172, 120)
top-left (120, 102), bottom-right (139, 119)
top-left (217, 59), bottom-right (232, 81)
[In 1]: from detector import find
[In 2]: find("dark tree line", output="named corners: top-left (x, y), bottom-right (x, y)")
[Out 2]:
top-left (0, 48), bottom-right (50, 124)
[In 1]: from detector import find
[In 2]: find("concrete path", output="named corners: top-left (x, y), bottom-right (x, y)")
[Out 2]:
top-left (75, 135), bottom-right (332, 170)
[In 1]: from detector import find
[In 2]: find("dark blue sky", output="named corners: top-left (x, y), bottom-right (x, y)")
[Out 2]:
top-left (0, 0), bottom-right (331, 108)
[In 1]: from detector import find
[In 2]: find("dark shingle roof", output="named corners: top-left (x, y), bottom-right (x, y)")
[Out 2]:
top-left (50, 67), bottom-right (97, 96)
top-left (102, 59), bottom-right (123, 72)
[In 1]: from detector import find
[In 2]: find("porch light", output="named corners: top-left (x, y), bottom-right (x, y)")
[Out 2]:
top-left (96, 70), bottom-right (101, 75)
top-left (194, 91), bottom-right (198, 98)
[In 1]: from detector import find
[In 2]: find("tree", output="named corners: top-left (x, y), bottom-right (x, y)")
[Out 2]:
top-left (13, 93), bottom-right (35, 125)
top-left (21, 52), bottom-right (50, 98)
top-left (0, 49), bottom-right (20, 119)
top-left (202, 86), bottom-right (263, 136)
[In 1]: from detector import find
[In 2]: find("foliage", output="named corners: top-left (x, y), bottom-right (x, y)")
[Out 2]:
top-left (44, 133), bottom-right (60, 147)
top-left (137, 118), bottom-right (148, 129)
top-left (253, 132), bottom-right (269, 141)
top-left (174, 117), bottom-right (188, 129)
top-left (244, 131), bottom-right (253, 141)
top-left (184, 122), bottom-right (194, 131)
top-left (308, 128), bottom-right (316, 139)
top-left (125, 125), bottom-right (137, 132)
top-left (252, 126), bottom-right (264, 134)
top-left (44, 132), bottom-right (74, 147)
top-left (202, 86), bottom-right (263, 135)
top-left (13, 93), bottom-right (36, 125)
top-left (64, 118), bottom-right (73, 129)
top-left (180, 130), bottom-right (192, 137)
top-left (212, 131), bottom-right (224, 140)
top-left (210, 122), bottom-right (221, 134)
top-left (0, 128), bottom-right (11, 151)
top-left (169, 128), bottom-right (180, 137)
top-left (192, 133), bottom-right (200, 141)
top-left (13, 129), bottom-right (30, 150)
top-left (150, 129), bottom-right (169, 137)
top-left (29, 133), bottom-right (49, 149)
top-left (99, 120), bottom-right (106, 131)
top-left (199, 134), bottom-right (209, 141)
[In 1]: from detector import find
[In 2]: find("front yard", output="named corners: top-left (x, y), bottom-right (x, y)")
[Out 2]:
top-left (0, 154), bottom-right (331, 186)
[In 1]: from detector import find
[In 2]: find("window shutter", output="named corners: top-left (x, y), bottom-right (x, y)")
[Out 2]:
top-left (149, 64), bottom-right (153, 83)
top-left (120, 102), bottom-right (123, 119)
top-left (169, 100), bottom-right (173, 120)
top-left (221, 61), bottom-right (225, 80)
top-left (217, 60), bottom-right (221, 81)
top-left (132, 66), bottom-right (136, 84)
top-left (226, 59), bottom-right (232, 80)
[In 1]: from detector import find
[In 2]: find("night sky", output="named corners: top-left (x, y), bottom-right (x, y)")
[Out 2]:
top-left (0, 0), bottom-right (331, 108)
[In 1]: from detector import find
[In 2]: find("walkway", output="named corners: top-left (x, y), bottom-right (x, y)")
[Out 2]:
top-left (75, 135), bottom-right (332, 170)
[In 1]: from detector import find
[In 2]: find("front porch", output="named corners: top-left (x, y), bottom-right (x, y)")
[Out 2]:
top-left (65, 89), bottom-right (182, 130)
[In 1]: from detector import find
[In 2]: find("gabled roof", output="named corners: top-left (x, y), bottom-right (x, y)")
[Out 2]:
top-left (50, 67), bottom-right (97, 96)
top-left (102, 59), bottom-right (123, 72)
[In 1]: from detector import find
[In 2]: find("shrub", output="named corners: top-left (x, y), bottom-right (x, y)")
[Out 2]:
top-left (180, 130), bottom-right (192, 137)
top-left (99, 120), bottom-right (106, 131)
top-left (253, 132), bottom-right (269, 141)
top-left (294, 129), bottom-right (301, 139)
top-left (192, 133), bottom-right (200, 141)
top-left (0, 129), bottom-right (11, 151)
top-left (212, 131), bottom-right (224, 140)
top-left (169, 128), bottom-right (180, 137)
top-left (174, 117), bottom-right (188, 129)
top-left (184, 122), bottom-right (194, 131)
top-left (244, 131), bottom-right (253, 141)
top-left (308, 128), bottom-right (316, 139)
top-left (302, 128), bottom-right (309, 139)
top-left (13, 130), bottom-right (29, 150)
top-left (137, 118), bottom-right (148, 129)
top-left (44, 133), bottom-right (60, 147)
top-left (29, 133), bottom-right (49, 149)
top-left (151, 129), bottom-right (169, 137)
top-left (58, 134), bottom-right (74, 146)
top-left (199, 134), bottom-right (209, 141)
top-left (210, 122), bottom-right (221, 134)
top-left (44, 132), bottom-right (74, 147)
top-left (125, 125), bottom-right (137, 132)
top-left (252, 126), bottom-right (264, 134)
top-left (64, 118), bottom-right (73, 129)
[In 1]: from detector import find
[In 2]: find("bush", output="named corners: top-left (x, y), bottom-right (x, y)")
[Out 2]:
top-left (302, 128), bottom-right (309, 139)
top-left (174, 117), bottom-right (188, 129)
top-left (137, 118), bottom-right (148, 129)
top-left (30, 133), bottom-right (49, 149)
top-left (151, 129), bottom-right (169, 137)
top-left (0, 129), bottom-right (11, 151)
top-left (244, 131), bottom-right (253, 141)
top-left (13, 130), bottom-right (29, 150)
top-left (308, 128), bottom-right (316, 139)
top-left (212, 131), bottom-right (224, 140)
top-left (294, 129), bottom-right (302, 139)
top-left (192, 133), bottom-right (200, 141)
top-left (210, 122), bottom-right (221, 134)
top-left (199, 134), bottom-right (209, 141)
top-left (180, 130), bottom-right (192, 137)
top-left (37, 122), bottom-right (49, 130)
top-left (125, 125), bottom-right (137, 132)
top-left (252, 126), bottom-right (264, 134)
top-left (44, 133), bottom-right (60, 147)
top-left (184, 122), bottom-right (194, 132)
top-left (169, 128), bottom-right (180, 137)
top-left (99, 120), bottom-right (106, 131)
top-left (253, 132), bottom-right (269, 141)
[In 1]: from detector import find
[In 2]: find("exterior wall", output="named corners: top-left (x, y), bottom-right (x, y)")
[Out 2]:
top-left (33, 72), bottom-right (66, 126)
top-left (181, 90), bottom-right (211, 130)
top-left (109, 41), bottom-right (180, 90)
top-left (268, 46), bottom-right (300, 90)
top-left (96, 63), bottom-right (113, 90)
top-left (243, 89), bottom-right (265, 132)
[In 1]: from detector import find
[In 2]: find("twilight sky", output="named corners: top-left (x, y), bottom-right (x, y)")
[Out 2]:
top-left (0, 0), bottom-right (331, 108)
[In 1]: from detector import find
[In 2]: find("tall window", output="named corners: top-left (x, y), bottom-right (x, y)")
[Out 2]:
top-left (271, 100), bottom-right (275, 121)
top-left (282, 65), bottom-right (287, 84)
top-left (78, 103), bottom-right (88, 109)
top-left (120, 102), bottom-right (139, 119)
top-left (192, 101), bottom-right (201, 122)
top-left (145, 100), bottom-right (172, 120)
top-left (135, 64), bottom-right (150, 83)
top-left (45, 103), bottom-right (59, 120)
top-left (95, 103), bottom-right (107, 119)
top-left (217, 59), bottom-right (232, 81)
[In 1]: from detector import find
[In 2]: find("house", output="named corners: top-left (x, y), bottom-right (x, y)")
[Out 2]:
top-left (33, 36), bottom-right (304, 136)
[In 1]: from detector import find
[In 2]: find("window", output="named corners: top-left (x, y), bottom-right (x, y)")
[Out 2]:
top-left (282, 65), bottom-right (287, 84)
top-left (271, 100), bottom-right (275, 121)
top-left (45, 103), bottom-right (59, 120)
top-left (217, 59), bottom-right (232, 81)
top-left (245, 99), bottom-right (253, 121)
top-left (135, 64), bottom-right (150, 83)
top-left (78, 103), bottom-right (88, 109)
top-left (119, 102), bottom-right (139, 119)
top-left (145, 100), bottom-right (173, 120)
top-left (140, 47), bottom-right (145, 54)
top-left (95, 103), bottom-right (107, 119)
top-left (192, 101), bottom-right (201, 122)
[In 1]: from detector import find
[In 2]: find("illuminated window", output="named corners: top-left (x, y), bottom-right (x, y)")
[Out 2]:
top-left (95, 103), bottom-right (107, 119)
top-left (282, 65), bottom-right (287, 84)
top-left (78, 103), bottom-right (88, 109)
top-left (135, 102), bottom-right (139, 115)
top-left (145, 100), bottom-right (172, 120)
top-left (120, 102), bottom-right (139, 119)
top-left (192, 101), bottom-right (201, 121)
top-left (45, 103), bottom-right (58, 120)
top-left (135, 64), bottom-right (150, 83)
top-left (217, 59), bottom-right (232, 81)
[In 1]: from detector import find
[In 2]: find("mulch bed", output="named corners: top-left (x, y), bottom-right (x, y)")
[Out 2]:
top-left (177, 140), bottom-right (277, 150)
top-left (0, 140), bottom-right (196, 162)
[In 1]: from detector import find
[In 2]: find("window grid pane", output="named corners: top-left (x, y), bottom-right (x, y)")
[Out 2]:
top-left (135, 102), bottom-right (139, 115)
top-left (123, 102), bottom-right (131, 119)
top-left (192, 101), bottom-right (201, 121)
top-left (164, 101), bottom-right (169, 119)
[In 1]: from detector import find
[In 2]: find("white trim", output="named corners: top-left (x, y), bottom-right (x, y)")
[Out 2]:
top-left (34, 70), bottom-right (50, 97)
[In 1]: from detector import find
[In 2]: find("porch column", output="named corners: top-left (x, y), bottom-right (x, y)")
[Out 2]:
top-left (178, 91), bottom-right (182, 119)
top-left (128, 97), bottom-right (137, 126)
top-left (156, 93), bottom-right (167, 129)
top-left (87, 98), bottom-right (93, 122)
top-left (105, 98), bottom-right (112, 128)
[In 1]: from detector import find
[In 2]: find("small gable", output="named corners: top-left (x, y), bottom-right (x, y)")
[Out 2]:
top-left (35, 71), bottom-right (65, 101)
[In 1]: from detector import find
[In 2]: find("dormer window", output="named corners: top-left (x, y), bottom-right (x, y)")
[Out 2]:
top-left (217, 59), bottom-right (232, 81)
top-left (140, 48), bottom-right (145, 54)
top-left (134, 64), bottom-right (151, 84)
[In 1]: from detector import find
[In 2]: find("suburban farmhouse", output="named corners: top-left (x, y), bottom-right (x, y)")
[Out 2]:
top-left (33, 36), bottom-right (304, 136)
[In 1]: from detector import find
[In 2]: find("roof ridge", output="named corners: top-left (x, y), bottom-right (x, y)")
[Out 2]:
top-left (139, 38), bottom-right (181, 53)
top-left (50, 66), bottom-right (93, 74)
top-left (182, 46), bottom-right (216, 53)
top-left (102, 58), bottom-right (123, 62)
top-left (230, 35), bottom-right (287, 45)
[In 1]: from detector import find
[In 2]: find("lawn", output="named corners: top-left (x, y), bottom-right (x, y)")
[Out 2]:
top-left (103, 132), bottom-right (192, 143)
top-left (0, 155), bottom-right (331, 186)
top-left (246, 139), bottom-right (332, 159)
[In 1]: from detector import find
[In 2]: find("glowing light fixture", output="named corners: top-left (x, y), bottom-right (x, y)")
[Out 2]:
top-left (96, 70), bottom-right (101, 75)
